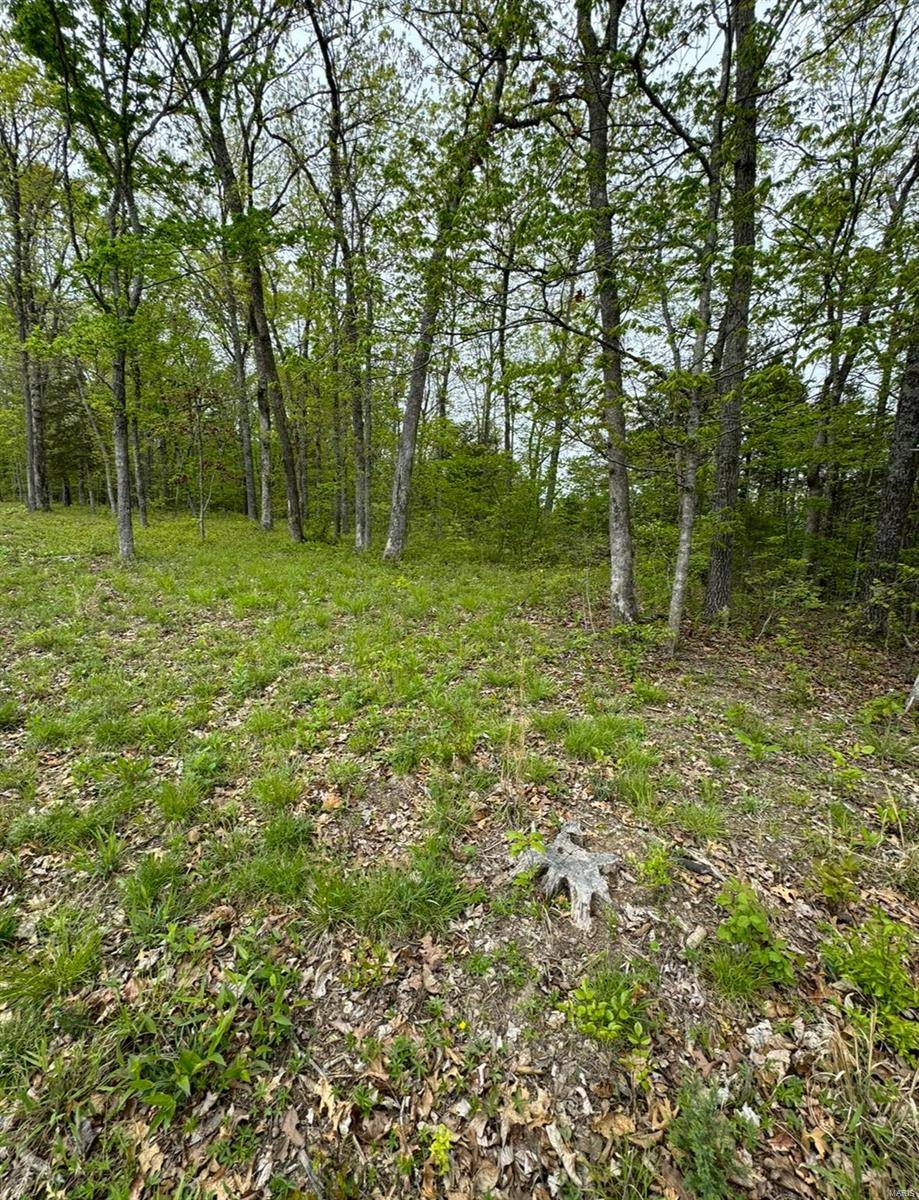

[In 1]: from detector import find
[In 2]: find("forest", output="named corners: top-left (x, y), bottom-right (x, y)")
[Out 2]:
top-left (0, 0), bottom-right (918, 1198)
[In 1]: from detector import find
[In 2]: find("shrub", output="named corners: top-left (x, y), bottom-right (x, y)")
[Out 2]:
top-left (562, 961), bottom-right (652, 1048)
top-left (668, 1080), bottom-right (741, 1199)
top-left (704, 880), bottom-right (795, 996)
top-left (814, 853), bottom-right (860, 912)
top-left (821, 912), bottom-right (919, 1058)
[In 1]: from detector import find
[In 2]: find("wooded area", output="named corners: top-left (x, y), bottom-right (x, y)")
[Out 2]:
top-left (1, 0), bottom-right (916, 642)
top-left (1, 1), bottom-right (918, 1198)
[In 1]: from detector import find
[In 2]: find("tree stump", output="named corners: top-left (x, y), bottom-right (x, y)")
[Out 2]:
top-left (511, 822), bottom-right (621, 930)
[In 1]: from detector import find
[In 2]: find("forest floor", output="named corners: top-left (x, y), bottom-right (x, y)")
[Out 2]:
top-left (0, 506), bottom-right (917, 1200)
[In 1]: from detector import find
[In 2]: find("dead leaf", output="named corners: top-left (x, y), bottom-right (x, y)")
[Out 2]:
top-left (137, 1140), bottom-right (163, 1177)
top-left (545, 1122), bottom-right (581, 1187)
top-left (281, 1106), bottom-right (305, 1149)
top-left (593, 1110), bottom-right (635, 1138)
top-left (474, 1161), bottom-right (500, 1193)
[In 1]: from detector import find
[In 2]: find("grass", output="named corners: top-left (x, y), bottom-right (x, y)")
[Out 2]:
top-left (309, 841), bottom-right (478, 936)
top-left (563, 713), bottom-right (644, 761)
top-left (0, 506), bottom-right (915, 1197)
top-left (0, 907), bottom-right (101, 1006)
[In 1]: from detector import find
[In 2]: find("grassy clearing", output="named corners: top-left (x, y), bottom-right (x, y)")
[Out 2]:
top-left (0, 506), bottom-right (917, 1198)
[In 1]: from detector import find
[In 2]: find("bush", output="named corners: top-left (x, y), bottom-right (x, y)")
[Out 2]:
top-left (562, 961), bottom-right (652, 1048)
top-left (704, 880), bottom-right (795, 996)
top-left (822, 912), bottom-right (919, 1058)
top-left (668, 1080), bottom-right (741, 1199)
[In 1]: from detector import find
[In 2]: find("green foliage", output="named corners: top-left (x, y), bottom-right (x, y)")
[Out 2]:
top-left (507, 828), bottom-right (545, 857)
top-left (563, 714), bottom-right (644, 761)
top-left (0, 902), bottom-right (18, 948)
top-left (671, 800), bottom-right (725, 841)
top-left (814, 853), bottom-right (860, 911)
top-left (121, 949), bottom-right (297, 1130)
top-left (725, 703), bottom-right (782, 759)
top-left (668, 1080), bottom-right (742, 1199)
top-left (562, 962), bottom-right (652, 1048)
top-left (251, 770), bottom-right (301, 811)
top-left (636, 841), bottom-right (674, 890)
top-left (705, 880), bottom-right (795, 995)
top-left (821, 913), bottom-right (919, 1057)
top-left (309, 841), bottom-right (479, 937)
top-left (122, 853), bottom-right (191, 942)
top-left (0, 907), bottom-right (100, 1006)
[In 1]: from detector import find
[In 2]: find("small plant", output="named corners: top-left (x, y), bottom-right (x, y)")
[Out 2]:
top-left (183, 736), bottom-right (229, 793)
top-left (668, 1079), bottom-right (742, 1199)
top-left (631, 678), bottom-right (668, 706)
top-left (0, 698), bottom-right (23, 729)
top-left (154, 778), bottom-right (202, 824)
top-left (0, 907), bottom-right (101, 1006)
top-left (814, 853), bottom-right (860, 912)
top-left (387, 1033), bottom-right (425, 1087)
top-left (426, 1122), bottom-right (456, 1178)
top-left (562, 961), bottom-right (651, 1049)
top-left (733, 728), bottom-right (782, 760)
top-left (251, 771), bottom-right (301, 811)
top-left (0, 902), bottom-right (19, 949)
top-left (326, 757), bottom-right (368, 798)
top-left (507, 828), bottom-right (545, 857)
top-left (636, 841), bottom-right (673, 891)
top-left (563, 714), bottom-right (643, 762)
top-left (705, 880), bottom-right (795, 995)
top-left (671, 801), bottom-right (725, 842)
top-left (858, 694), bottom-right (903, 725)
top-left (74, 827), bottom-right (124, 878)
top-left (821, 912), bottom-right (919, 1058)
top-left (345, 941), bottom-right (392, 990)
top-left (122, 853), bottom-right (191, 942)
top-left (896, 846), bottom-right (919, 900)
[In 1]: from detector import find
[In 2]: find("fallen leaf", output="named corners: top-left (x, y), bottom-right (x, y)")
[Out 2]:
top-left (281, 1107), bottom-right (305, 1149)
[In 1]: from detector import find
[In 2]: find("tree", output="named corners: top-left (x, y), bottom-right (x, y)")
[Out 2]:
top-left (704, 0), bottom-right (766, 618)
top-left (13, 0), bottom-right (183, 558)
top-left (574, 0), bottom-right (638, 623)
top-left (865, 320), bottom-right (919, 633)
top-left (172, 0), bottom-right (303, 541)
top-left (0, 47), bottom-right (63, 512)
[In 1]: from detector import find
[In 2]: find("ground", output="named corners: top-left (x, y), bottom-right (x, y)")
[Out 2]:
top-left (0, 505), bottom-right (917, 1200)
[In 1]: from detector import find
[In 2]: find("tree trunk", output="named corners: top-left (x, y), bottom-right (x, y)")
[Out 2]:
top-left (576, 0), bottom-right (638, 624)
top-left (498, 235), bottom-right (514, 455)
top-left (383, 56), bottom-right (509, 560)
top-left (129, 356), bottom-right (148, 527)
top-left (20, 348), bottom-right (36, 511)
top-left (705, 0), bottom-right (760, 619)
top-left (865, 326), bottom-right (919, 632)
top-left (664, 24), bottom-right (730, 649)
top-left (255, 372), bottom-right (272, 530)
top-left (225, 262), bottom-right (257, 520)
top-left (112, 349), bottom-right (135, 560)
top-left (384, 283), bottom-right (442, 559)
top-left (307, 1), bottom-right (370, 550)
top-left (543, 409), bottom-right (564, 515)
top-left (29, 357), bottom-right (50, 510)
top-left (247, 267), bottom-right (302, 540)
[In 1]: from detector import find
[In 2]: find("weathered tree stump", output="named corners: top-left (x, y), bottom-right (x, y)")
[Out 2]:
top-left (511, 822), bottom-right (620, 930)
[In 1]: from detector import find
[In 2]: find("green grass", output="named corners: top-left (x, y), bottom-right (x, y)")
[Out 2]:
top-left (0, 505), bottom-right (913, 1198)
top-left (308, 841), bottom-right (479, 936)
top-left (563, 713), bottom-right (644, 761)
top-left (0, 908), bottom-right (101, 1007)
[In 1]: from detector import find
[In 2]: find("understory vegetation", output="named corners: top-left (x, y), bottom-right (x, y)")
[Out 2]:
top-left (0, 508), bottom-right (916, 1199)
